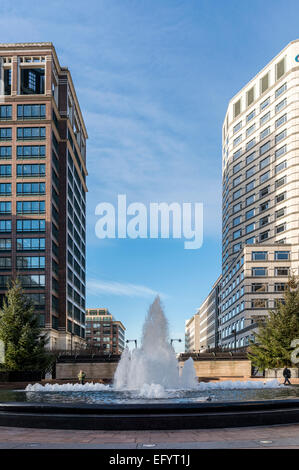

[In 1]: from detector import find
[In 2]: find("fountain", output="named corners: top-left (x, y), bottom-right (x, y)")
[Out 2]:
top-left (0, 296), bottom-right (298, 430)
top-left (114, 296), bottom-right (197, 392)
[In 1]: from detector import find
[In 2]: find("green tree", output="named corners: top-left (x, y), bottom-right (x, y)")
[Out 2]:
top-left (248, 276), bottom-right (299, 370)
top-left (0, 279), bottom-right (53, 371)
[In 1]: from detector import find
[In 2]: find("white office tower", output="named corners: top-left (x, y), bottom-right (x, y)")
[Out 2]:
top-left (220, 40), bottom-right (299, 349)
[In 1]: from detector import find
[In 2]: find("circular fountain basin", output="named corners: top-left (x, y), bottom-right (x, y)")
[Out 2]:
top-left (0, 381), bottom-right (298, 430)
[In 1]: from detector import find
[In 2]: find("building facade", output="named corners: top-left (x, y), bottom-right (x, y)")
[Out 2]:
top-left (185, 275), bottom-right (222, 352)
top-left (220, 40), bottom-right (299, 348)
top-left (85, 308), bottom-right (126, 354)
top-left (0, 42), bottom-right (88, 350)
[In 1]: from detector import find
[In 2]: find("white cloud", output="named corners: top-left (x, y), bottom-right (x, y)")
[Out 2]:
top-left (87, 279), bottom-right (167, 299)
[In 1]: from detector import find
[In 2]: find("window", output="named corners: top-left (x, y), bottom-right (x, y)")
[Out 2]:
top-left (233, 202), bottom-right (242, 213)
top-left (246, 138), bottom-right (255, 150)
top-left (0, 128), bottom-right (12, 141)
top-left (246, 194), bottom-right (255, 206)
top-left (251, 282), bottom-right (268, 292)
top-left (260, 97), bottom-right (270, 111)
top-left (17, 164), bottom-right (45, 177)
top-left (233, 229), bottom-right (242, 240)
top-left (275, 98), bottom-right (287, 113)
top-left (275, 83), bottom-right (287, 98)
top-left (0, 105), bottom-right (12, 121)
top-left (260, 170), bottom-right (270, 183)
top-left (17, 201), bottom-right (45, 214)
top-left (233, 216), bottom-right (241, 226)
top-left (276, 223), bottom-right (286, 234)
top-left (16, 238), bottom-right (45, 251)
top-left (20, 68), bottom-right (45, 95)
top-left (233, 148), bottom-right (242, 160)
top-left (275, 129), bottom-right (286, 144)
top-left (275, 176), bottom-right (286, 188)
top-left (233, 243), bottom-right (242, 253)
top-left (247, 87), bottom-right (255, 106)
top-left (260, 127), bottom-right (270, 140)
top-left (260, 200), bottom-right (269, 212)
top-left (16, 256), bottom-right (45, 269)
top-left (233, 162), bottom-right (242, 174)
top-left (246, 166), bottom-right (255, 178)
top-left (276, 113), bottom-right (287, 128)
top-left (252, 251), bottom-right (267, 260)
top-left (233, 175), bottom-right (242, 187)
top-left (276, 58), bottom-right (285, 80)
top-left (246, 208), bottom-right (255, 220)
top-left (17, 104), bottom-right (46, 120)
top-left (246, 124), bottom-right (255, 137)
top-left (233, 189), bottom-right (242, 200)
top-left (274, 283), bottom-right (286, 292)
top-left (17, 145), bottom-right (46, 158)
top-left (275, 207), bottom-right (285, 219)
top-left (16, 182), bottom-right (45, 195)
top-left (234, 99), bottom-right (241, 118)
top-left (0, 165), bottom-right (11, 177)
top-left (246, 236), bottom-right (255, 244)
top-left (251, 299), bottom-right (268, 308)
top-left (260, 74), bottom-right (269, 94)
top-left (246, 180), bottom-right (255, 192)
top-left (260, 156), bottom-right (270, 170)
top-left (19, 274), bottom-right (45, 287)
top-left (252, 267), bottom-right (267, 276)
top-left (246, 110), bottom-right (255, 122)
top-left (260, 140), bottom-right (270, 155)
top-left (0, 183), bottom-right (11, 195)
top-left (0, 146), bottom-right (11, 159)
top-left (246, 152), bottom-right (255, 165)
top-left (0, 201), bottom-right (11, 214)
top-left (274, 251), bottom-right (289, 260)
top-left (0, 239), bottom-right (11, 251)
top-left (16, 219), bottom-right (45, 232)
top-left (233, 135), bottom-right (242, 147)
top-left (260, 230), bottom-right (269, 241)
top-left (275, 145), bottom-right (286, 158)
top-left (246, 223), bottom-right (255, 234)
top-left (233, 122), bottom-right (242, 134)
top-left (17, 127), bottom-right (46, 140)
top-left (0, 220), bottom-right (11, 232)
top-left (275, 160), bottom-right (287, 174)
top-left (260, 215), bottom-right (269, 227)
top-left (276, 192), bottom-right (286, 204)
top-left (260, 111), bottom-right (270, 126)
top-left (275, 267), bottom-right (289, 276)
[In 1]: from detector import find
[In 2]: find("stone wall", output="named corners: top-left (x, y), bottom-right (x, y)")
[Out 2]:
top-left (265, 368), bottom-right (299, 378)
top-left (179, 359), bottom-right (252, 379)
top-left (56, 362), bottom-right (118, 380)
top-left (56, 359), bottom-right (252, 381)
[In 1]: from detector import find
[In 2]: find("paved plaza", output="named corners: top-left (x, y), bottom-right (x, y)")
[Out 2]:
top-left (0, 423), bottom-right (298, 449)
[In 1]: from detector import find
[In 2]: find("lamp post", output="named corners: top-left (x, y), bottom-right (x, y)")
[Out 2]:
top-left (126, 339), bottom-right (137, 348)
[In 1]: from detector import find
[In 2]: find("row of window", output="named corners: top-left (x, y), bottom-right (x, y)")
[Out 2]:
top-left (0, 182), bottom-right (45, 195)
top-left (0, 104), bottom-right (46, 121)
top-left (0, 256), bottom-right (45, 269)
top-left (0, 145), bottom-right (46, 159)
top-left (0, 127), bottom-right (46, 140)
top-left (0, 201), bottom-right (45, 214)
top-left (0, 164), bottom-right (45, 177)
top-left (0, 219), bottom-right (45, 232)
top-left (0, 274), bottom-right (45, 287)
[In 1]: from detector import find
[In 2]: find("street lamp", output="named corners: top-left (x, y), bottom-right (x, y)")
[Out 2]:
top-left (126, 339), bottom-right (137, 348)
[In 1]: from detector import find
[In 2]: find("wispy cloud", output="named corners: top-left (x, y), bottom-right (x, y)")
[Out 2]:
top-left (87, 279), bottom-right (167, 299)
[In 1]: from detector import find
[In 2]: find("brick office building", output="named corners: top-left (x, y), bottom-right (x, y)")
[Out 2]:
top-left (86, 308), bottom-right (126, 354)
top-left (0, 42), bottom-right (88, 350)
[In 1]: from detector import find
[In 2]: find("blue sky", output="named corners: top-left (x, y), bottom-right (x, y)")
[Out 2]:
top-left (1, 0), bottom-right (299, 351)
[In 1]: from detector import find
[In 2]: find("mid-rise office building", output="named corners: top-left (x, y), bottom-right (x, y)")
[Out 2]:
top-left (85, 308), bottom-right (126, 354)
top-left (185, 275), bottom-right (222, 352)
top-left (0, 42), bottom-right (88, 350)
top-left (220, 40), bottom-right (299, 348)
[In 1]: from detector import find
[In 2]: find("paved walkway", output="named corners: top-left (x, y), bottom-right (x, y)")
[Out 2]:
top-left (0, 423), bottom-right (298, 448)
